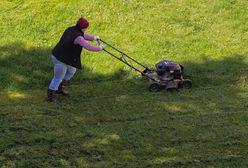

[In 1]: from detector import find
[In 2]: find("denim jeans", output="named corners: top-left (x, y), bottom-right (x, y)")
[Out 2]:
top-left (49, 55), bottom-right (77, 91)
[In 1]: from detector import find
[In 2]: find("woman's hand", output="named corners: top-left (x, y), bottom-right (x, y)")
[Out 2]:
top-left (94, 36), bottom-right (100, 41)
top-left (99, 44), bottom-right (105, 50)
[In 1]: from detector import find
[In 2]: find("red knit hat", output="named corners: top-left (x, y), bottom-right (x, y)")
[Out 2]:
top-left (76, 17), bottom-right (89, 29)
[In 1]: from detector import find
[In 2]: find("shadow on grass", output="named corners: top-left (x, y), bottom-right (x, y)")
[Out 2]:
top-left (0, 42), bottom-right (248, 167)
top-left (1, 42), bottom-right (247, 93)
top-left (0, 42), bottom-right (132, 91)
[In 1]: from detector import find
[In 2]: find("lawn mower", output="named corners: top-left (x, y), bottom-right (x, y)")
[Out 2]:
top-left (98, 39), bottom-right (192, 92)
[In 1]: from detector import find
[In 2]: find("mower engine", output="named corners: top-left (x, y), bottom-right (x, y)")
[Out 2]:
top-left (143, 60), bottom-right (192, 92)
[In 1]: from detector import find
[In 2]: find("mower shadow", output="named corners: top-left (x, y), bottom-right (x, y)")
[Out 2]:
top-left (0, 42), bottom-right (248, 167)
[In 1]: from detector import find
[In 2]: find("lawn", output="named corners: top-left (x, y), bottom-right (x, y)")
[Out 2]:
top-left (1, 0), bottom-right (248, 167)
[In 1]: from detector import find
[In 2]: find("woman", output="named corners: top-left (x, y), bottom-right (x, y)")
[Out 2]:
top-left (47, 17), bottom-right (104, 102)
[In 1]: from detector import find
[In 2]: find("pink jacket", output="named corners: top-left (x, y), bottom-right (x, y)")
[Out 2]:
top-left (74, 34), bottom-right (102, 51)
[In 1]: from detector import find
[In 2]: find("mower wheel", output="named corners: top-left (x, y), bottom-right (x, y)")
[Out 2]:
top-left (149, 83), bottom-right (161, 92)
top-left (182, 79), bottom-right (192, 89)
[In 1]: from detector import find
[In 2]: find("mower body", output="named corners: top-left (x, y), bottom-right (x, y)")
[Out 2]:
top-left (143, 60), bottom-right (192, 92)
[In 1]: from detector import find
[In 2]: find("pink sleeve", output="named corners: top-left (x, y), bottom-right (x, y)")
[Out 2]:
top-left (74, 36), bottom-right (102, 52)
top-left (84, 34), bottom-right (95, 41)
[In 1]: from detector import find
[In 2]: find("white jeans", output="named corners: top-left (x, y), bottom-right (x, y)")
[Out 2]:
top-left (49, 55), bottom-right (77, 91)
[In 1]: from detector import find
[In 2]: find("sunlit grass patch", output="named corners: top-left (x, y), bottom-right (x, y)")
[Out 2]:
top-left (7, 90), bottom-right (27, 99)
top-left (152, 156), bottom-right (177, 164)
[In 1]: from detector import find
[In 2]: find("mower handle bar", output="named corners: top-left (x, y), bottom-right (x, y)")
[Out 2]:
top-left (97, 39), bottom-right (157, 82)
top-left (97, 39), bottom-right (101, 45)
top-left (99, 39), bottom-right (152, 71)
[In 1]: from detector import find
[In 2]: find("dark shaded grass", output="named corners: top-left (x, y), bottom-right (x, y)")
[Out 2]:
top-left (0, 42), bottom-right (247, 90)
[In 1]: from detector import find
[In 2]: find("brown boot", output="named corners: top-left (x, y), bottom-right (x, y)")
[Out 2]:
top-left (47, 89), bottom-right (57, 102)
top-left (57, 80), bottom-right (69, 96)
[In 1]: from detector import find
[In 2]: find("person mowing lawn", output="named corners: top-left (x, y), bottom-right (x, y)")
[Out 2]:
top-left (47, 17), bottom-right (104, 102)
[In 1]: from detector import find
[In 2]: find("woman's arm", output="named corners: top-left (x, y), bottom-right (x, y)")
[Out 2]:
top-left (84, 34), bottom-right (95, 41)
top-left (74, 36), bottom-right (103, 51)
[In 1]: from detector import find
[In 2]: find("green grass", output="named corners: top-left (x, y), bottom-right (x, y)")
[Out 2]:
top-left (1, 0), bottom-right (248, 167)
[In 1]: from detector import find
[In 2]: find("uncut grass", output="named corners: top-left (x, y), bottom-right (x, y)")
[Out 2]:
top-left (1, 0), bottom-right (248, 167)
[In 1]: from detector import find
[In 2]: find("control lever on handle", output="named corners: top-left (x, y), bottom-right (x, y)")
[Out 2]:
top-left (97, 39), bottom-right (101, 45)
